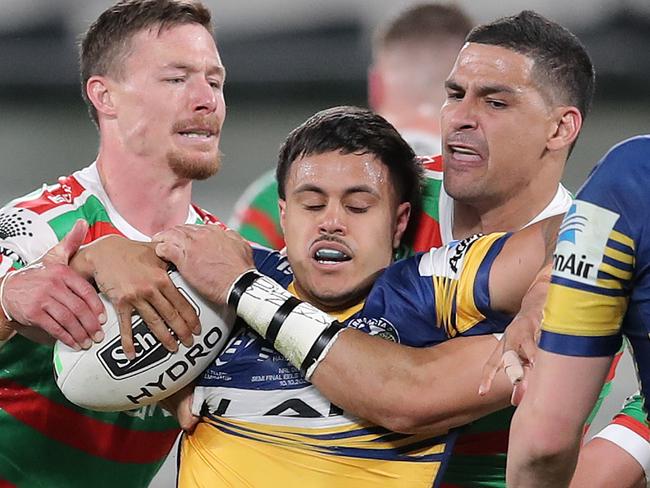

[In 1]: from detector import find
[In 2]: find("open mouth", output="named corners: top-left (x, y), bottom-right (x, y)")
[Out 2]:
top-left (313, 247), bottom-right (351, 264)
top-left (450, 145), bottom-right (478, 155)
top-left (178, 129), bottom-right (215, 139)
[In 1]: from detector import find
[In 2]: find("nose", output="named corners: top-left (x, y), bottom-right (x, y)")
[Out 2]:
top-left (318, 203), bottom-right (347, 236)
top-left (190, 77), bottom-right (218, 114)
top-left (444, 97), bottom-right (478, 132)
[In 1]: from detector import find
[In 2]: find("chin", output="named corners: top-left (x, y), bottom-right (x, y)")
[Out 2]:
top-left (312, 286), bottom-right (366, 312)
top-left (168, 151), bottom-right (221, 180)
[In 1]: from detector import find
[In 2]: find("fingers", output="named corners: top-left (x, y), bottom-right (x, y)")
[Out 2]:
top-left (155, 241), bottom-right (184, 266)
top-left (45, 293), bottom-right (95, 348)
top-left (61, 272), bottom-right (106, 337)
top-left (502, 349), bottom-right (525, 385)
top-left (52, 220), bottom-right (89, 263)
top-left (161, 281), bottom-right (200, 335)
top-left (39, 307), bottom-right (82, 350)
top-left (133, 300), bottom-right (180, 353)
top-left (479, 340), bottom-right (504, 396)
top-left (117, 303), bottom-right (136, 360)
top-left (519, 336), bottom-right (538, 367)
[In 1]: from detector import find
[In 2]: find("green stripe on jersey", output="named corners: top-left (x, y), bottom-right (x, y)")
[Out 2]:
top-left (47, 195), bottom-right (112, 240)
top-left (0, 410), bottom-right (166, 488)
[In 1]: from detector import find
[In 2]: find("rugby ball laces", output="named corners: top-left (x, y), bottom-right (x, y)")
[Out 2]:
top-left (53, 270), bottom-right (235, 412)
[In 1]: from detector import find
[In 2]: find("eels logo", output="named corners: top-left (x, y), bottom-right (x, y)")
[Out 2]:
top-left (558, 204), bottom-right (588, 244)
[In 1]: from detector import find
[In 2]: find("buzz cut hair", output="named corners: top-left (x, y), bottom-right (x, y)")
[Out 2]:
top-left (373, 2), bottom-right (473, 53)
top-left (467, 10), bottom-right (595, 122)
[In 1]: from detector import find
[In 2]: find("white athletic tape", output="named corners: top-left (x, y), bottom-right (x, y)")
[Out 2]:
top-left (502, 350), bottom-right (525, 384)
top-left (0, 269), bottom-right (17, 323)
top-left (229, 271), bottom-right (342, 378)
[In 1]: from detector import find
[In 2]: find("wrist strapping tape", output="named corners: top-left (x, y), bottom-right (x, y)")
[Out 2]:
top-left (228, 270), bottom-right (343, 379)
top-left (0, 270), bottom-right (17, 323)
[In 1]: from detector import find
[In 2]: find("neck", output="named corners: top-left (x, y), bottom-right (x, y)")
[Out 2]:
top-left (95, 143), bottom-right (193, 237)
top-left (452, 178), bottom-right (561, 240)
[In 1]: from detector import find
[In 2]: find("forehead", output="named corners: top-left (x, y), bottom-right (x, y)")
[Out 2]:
top-left (449, 42), bottom-right (536, 89)
top-left (125, 22), bottom-right (223, 71)
top-left (286, 151), bottom-right (392, 193)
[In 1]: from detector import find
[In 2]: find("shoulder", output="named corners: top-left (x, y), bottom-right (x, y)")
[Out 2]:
top-left (0, 175), bottom-right (87, 261)
top-left (578, 135), bottom-right (650, 201)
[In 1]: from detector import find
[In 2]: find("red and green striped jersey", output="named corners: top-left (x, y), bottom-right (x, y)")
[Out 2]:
top-left (229, 155), bottom-right (642, 486)
top-left (0, 163), bottom-right (218, 488)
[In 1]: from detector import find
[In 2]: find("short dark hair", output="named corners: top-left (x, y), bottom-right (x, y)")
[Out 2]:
top-left (467, 10), bottom-right (595, 122)
top-left (277, 106), bottom-right (423, 246)
top-left (373, 3), bottom-right (473, 52)
top-left (80, 0), bottom-right (213, 126)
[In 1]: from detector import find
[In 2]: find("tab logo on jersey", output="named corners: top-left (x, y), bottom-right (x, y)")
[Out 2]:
top-left (553, 200), bottom-right (619, 285)
top-left (98, 287), bottom-right (200, 380)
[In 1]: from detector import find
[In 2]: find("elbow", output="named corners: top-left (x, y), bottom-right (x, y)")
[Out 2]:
top-left (371, 401), bottom-right (450, 435)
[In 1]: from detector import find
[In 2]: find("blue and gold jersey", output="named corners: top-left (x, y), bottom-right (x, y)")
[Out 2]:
top-left (541, 135), bottom-right (650, 421)
top-left (180, 233), bottom-right (513, 487)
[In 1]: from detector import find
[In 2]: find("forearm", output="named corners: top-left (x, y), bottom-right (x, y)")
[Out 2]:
top-left (230, 271), bottom-right (513, 434)
top-left (507, 352), bottom-right (612, 487)
top-left (312, 331), bottom-right (513, 434)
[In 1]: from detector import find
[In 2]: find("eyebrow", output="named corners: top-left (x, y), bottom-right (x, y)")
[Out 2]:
top-left (293, 184), bottom-right (380, 197)
top-left (445, 79), bottom-right (517, 97)
top-left (163, 63), bottom-right (226, 79)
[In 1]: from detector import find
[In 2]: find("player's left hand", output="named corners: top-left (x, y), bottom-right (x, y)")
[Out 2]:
top-left (154, 224), bottom-right (255, 304)
top-left (479, 309), bottom-right (539, 401)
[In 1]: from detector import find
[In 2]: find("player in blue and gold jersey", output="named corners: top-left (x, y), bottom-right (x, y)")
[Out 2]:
top-left (508, 135), bottom-right (650, 487)
top-left (152, 106), bottom-right (555, 487)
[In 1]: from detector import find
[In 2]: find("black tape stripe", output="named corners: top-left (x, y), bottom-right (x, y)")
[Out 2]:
top-left (228, 270), bottom-right (261, 308)
top-left (300, 320), bottom-right (344, 376)
top-left (267, 296), bottom-right (302, 344)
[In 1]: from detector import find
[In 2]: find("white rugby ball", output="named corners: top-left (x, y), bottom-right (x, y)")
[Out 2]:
top-left (53, 271), bottom-right (235, 412)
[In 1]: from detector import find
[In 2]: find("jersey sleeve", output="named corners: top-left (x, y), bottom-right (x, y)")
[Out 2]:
top-left (361, 232), bottom-right (513, 345)
top-left (540, 136), bottom-right (650, 357)
top-left (0, 199), bottom-right (59, 277)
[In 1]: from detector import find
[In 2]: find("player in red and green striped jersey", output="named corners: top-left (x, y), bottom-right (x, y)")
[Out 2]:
top-left (228, 9), bottom-right (646, 487)
top-left (0, 1), bottom-right (227, 486)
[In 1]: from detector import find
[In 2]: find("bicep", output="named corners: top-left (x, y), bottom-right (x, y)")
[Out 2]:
top-left (489, 217), bottom-right (560, 315)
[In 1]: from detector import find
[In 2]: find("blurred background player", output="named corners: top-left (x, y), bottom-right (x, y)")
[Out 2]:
top-left (0, 0), bottom-right (226, 486)
top-left (508, 135), bottom-right (650, 486)
top-left (227, 2), bottom-right (473, 249)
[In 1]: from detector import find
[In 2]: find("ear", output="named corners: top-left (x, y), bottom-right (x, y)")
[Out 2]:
top-left (547, 106), bottom-right (582, 152)
top-left (86, 75), bottom-right (117, 119)
top-left (278, 199), bottom-right (287, 234)
top-left (367, 65), bottom-right (384, 111)
top-left (392, 202), bottom-right (411, 249)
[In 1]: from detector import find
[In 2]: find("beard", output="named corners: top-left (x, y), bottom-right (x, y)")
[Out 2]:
top-left (168, 115), bottom-right (223, 180)
top-left (167, 148), bottom-right (222, 181)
